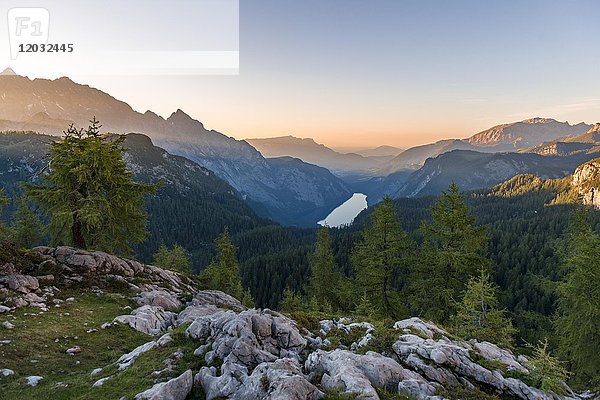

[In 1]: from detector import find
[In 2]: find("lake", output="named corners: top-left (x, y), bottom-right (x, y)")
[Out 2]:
top-left (318, 193), bottom-right (368, 228)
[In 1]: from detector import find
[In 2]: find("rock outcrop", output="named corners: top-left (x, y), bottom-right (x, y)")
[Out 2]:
top-left (306, 349), bottom-right (440, 400)
top-left (135, 369), bottom-right (193, 400)
top-left (114, 305), bottom-right (177, 336)
top-left (0, 246), bottom-right (581, 399)
top-left (572, 158), bottom-right (600, 208)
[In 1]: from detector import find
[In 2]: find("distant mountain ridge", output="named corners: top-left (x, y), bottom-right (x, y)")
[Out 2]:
top-left (353, 145), bottom-right (404, 158)
top-left (246, 135), bottom-right (384, 177)
top-left (391, 149), bottom-right (600, 198)
top-left (467, 117), bottom-right (591, 149)
top-left (379, 139), bottom-right (486, 174)
top-left (0, 72), bottom-right (351, 227)
top-left (377, 118), bottom-right (592, 176)
top-left (528, 123), bottom-right (600, 156)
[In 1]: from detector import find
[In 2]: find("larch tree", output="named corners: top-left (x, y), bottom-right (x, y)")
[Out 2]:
top-left (241, 288), bottom-right (255, 308)
top-left (351, 196), bottom-right (415, 319)
top-left (451, 267), bottom-right (515, 348)
top-left (201, 228), bottom-right (243, 299)
top-left (153, 243), bottom-right (192, 274)
top-left (306, 226), bottom-right (343, 309)
top-left (10, 196), bottom-right (45, 249)
top-left (554, 210), bottom-right (600, 389)
top-left (412, 182), bottom-right (489, 323)
top-left (526, 338), bottom-right (569, 395)
top-left (25, 119), bottom-right (158, 255)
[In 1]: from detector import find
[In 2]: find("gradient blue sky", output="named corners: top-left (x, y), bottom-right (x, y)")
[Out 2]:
top-left (15, 0), bottom-right (600, 148)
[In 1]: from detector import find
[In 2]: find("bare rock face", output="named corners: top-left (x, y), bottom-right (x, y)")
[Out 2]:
top-left (391, 320), bottom-right (553, 400)
top-left (473, 341), bottom-right (529, 374)
top-left (135, 369), bottom-right (193, 400)
top-left (29, 246), bottom-right (196, 294)
top-left (306, 349), bottom-right (439, 400)
top-left (571, 158), bottom-right (600, 208)
top-left (394, 317), bottom-right (451, 340)
top-left (188, 307), bottom-right (309, 400)
top-left (113, 305), bottom-right (176, 336)
top-left (190, 290), bottom-right (246, 312)
top-left (7, 274), bottom-right (39, 293)
top-left (187, 308), bottom-right (306, 367)
top-left (200, 358), bottom-right (323, 400)
top-left (33, 246), bottom-right (145, 277)
top-left (246, 358), bottom-right (323, 400)
top-left (176, 304), bottom-right (221, 326)
top-left (136, 290), bottom-right (182, 312)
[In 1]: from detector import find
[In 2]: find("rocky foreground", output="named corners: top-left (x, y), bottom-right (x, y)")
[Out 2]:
top-left (0, 243), bottom-right (588, 400)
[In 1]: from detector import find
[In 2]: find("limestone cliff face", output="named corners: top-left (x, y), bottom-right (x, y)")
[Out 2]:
top-left (468, 118), bottom-right (590, 149)
top-left (572, 158), bottom-right (600, 208)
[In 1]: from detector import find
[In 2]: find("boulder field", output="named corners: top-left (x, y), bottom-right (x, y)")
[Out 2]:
top-left (0, 243), bottom-right (586, 400)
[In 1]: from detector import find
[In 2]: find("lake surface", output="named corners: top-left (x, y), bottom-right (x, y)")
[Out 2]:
top-left (318, 193), bottom-right (368, 228)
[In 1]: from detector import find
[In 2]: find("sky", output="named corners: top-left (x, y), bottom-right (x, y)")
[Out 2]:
top-left (4, 0), bottom-right (600, 149)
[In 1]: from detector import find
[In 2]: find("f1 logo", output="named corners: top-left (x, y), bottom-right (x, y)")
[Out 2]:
top-left (7, 8), bottom-right (50, 60)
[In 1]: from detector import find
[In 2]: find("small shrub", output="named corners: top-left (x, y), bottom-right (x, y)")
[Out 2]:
top-left (287, 311), bottom-right (321, 333)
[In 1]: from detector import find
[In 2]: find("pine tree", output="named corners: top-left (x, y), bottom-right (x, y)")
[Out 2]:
top-left (306, 226), bottom-right (343, 309)
top-left (526, 338), bottom-right (569, 395)
top-left (554, 210), bottom-right (600, 389)
top-left (10, 197), bottom-right (45, 249)
top-left (153, 243), bottom-right (191, 274)
top-left (412, 182), bottom-right (489, 323)
top-left (352, 196), bottom-right (415, 319)
top-left (451, 267), bottom-right (515, 348)
top-left (201, 228), bottom-right (243, 299)
top-left (25, 119), bottom-right (158, 255)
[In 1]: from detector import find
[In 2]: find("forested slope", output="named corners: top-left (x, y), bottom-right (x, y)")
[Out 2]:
top-left (237, 173), bottom-right (600, 347)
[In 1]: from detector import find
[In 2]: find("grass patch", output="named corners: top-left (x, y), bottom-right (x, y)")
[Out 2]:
top-left (287, 311), bottom-right (322, 334)
top-left (0, 290), bottom-right (203, 399)
top-left (438, 385), bottom-right (506, 400)
top-left (323, 388), bottom-right (359, 399)
top-left (375, 387), bottom-right (411, 400)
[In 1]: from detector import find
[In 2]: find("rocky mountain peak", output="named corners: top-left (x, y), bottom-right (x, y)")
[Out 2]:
top-left (166, 108), bottom-right (205, 131)
top-left (522, 117), bottom-right (555, 124)
top-left (467, 118), bottom-right (591, 149)
top-left (588, 122), bottom-right (600, 133)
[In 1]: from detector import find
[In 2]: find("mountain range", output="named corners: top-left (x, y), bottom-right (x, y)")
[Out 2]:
top-left (246, 136), bottom-right (385, 177)
top-left (248, 116), bottom-right (595, 182)
top-left (0, 71), bottom-right (351, 227)
top-left (467, 117), bottom-right (591, 149)
top-left (245, 118), bottom-right (598, 202)
top-left (1, 69), bottom-right (598, 225)
top-left (390, 149), bottom-right (600, 198)
top-left (352, 145), bottom-right (404, 158)
top-left (529, 123), bottom-right (600, 156)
